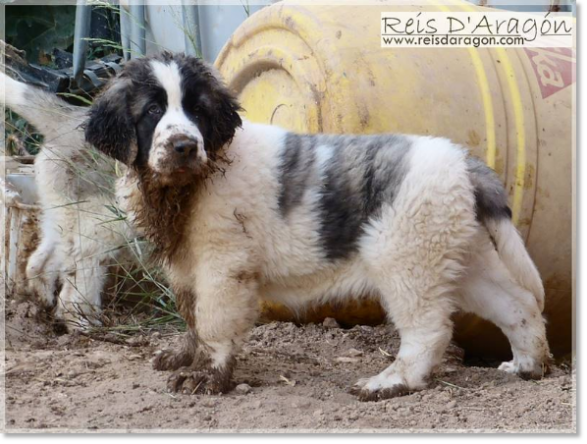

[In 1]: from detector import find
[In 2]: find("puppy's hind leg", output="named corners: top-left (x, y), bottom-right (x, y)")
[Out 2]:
top-left (354, 218), bottom-right (464, 401)
top-left (457, 236), bottom-right (551, 379)
top-left (353, 162), bottom-right (476, 401)
top-left (54, 206), bottom-right (123, 329)
top-left (352, 275), bottom-right (456, 401)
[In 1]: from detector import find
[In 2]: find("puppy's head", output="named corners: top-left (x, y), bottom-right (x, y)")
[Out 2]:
top-left (85, 52), bottom-right (242, 185)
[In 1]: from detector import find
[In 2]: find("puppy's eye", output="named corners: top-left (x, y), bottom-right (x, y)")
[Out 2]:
top-left (192, 105), bottom-right (201, 117)
top-left (148, 104), bottom-right (162, 115)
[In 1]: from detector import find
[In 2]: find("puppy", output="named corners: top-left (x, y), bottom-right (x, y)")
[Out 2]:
top-left (1, 70), bottom-right (130, 329)
top-left (80, 51), bottom-right (551, 400)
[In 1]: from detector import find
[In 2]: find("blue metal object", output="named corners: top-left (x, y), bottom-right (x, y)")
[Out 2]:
top-left (182, 2), bottom-right (202, 57)
top-left (129, 3), bottom-right (146, 58)
top-left (197, 4), bottom-right (266, 61)
top-left (73, 1), bottom-right (274, 69)
top-left (118, 2), bottom-right (271, 63)
top-left (119, 2), bottom-right (132, 61)
top-left (72, 0), bottom-right (91, 83)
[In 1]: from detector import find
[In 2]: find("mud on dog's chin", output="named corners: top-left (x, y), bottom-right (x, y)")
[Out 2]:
top-left (149, 165), bottom-right (203, 187)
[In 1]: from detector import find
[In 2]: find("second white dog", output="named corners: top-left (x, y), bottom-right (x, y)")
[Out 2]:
top-left (2, 70), bottom-right (129, 329)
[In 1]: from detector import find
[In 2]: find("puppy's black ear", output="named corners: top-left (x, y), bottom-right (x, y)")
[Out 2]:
top-left (206, 73), bottom-right (243, 154)
top-left (85, 78), bottom-right (137, 164)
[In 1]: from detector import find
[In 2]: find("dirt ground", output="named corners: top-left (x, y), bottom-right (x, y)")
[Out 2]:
top-left (3, 297), bottom-right (576, 433)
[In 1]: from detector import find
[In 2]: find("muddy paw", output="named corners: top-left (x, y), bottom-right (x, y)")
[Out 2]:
top-left (166, 366), bottom-right (233, 395)
top-left (153, 331), bottom-right (198, 372)
top-left (350, 383), bottom-right (411, 402)
top-left (153, 349), bottom-right (194, 371)
top-left (498, 359), bottom-right (549, 380)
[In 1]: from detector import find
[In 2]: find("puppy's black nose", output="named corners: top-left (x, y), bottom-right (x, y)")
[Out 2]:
top-left (173, 139), bottom-right (198, 156)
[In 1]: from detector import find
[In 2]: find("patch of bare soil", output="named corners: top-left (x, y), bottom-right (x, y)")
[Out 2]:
top-left (3, 299), bottom-right (575, 433)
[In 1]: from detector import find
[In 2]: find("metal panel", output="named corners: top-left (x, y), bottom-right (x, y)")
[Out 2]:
top-left (144, 3), bottom-right (188, 55)
top-left (120, 1), bottom-right (274, 62)
top-left (197, 4), bottom-right (267, 61)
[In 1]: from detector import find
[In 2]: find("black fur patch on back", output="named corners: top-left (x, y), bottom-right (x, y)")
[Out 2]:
top-left (318, 135), bottom-right (412, 260)
top-left (277, 133), bottom-right (412, 261)
top-left (277, 134), bottom-right (316, 217)
top-left (466, 156), bottom-right (512, 223)
top-left (361, 136), bottom-right (411, 217)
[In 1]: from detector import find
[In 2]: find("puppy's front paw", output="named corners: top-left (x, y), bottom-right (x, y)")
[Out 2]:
top-left (166, 365), bottom-right (233, 395)
top-left (153, 348), bottom-right (194, 371)
top-left (153, 331), bottom-right (198, 371)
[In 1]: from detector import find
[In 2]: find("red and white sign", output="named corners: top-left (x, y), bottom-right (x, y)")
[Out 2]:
top-left (524, 48), bottom-right (575, 99)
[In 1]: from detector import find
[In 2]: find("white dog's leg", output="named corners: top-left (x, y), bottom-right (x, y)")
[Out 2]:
top-left (55, 253), bottom-right (105, 329)
top-left (457, 237), bottom-right (551, 379)
top-left (50, 197), bottom-right (124, 329)
top-left (166, 262), bottom-right (259, 395)
top-left (26, 235), bottom-right (61, 307)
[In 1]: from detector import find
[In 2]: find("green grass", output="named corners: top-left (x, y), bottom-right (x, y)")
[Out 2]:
top-left (5, 109), bottom-right (44, 155)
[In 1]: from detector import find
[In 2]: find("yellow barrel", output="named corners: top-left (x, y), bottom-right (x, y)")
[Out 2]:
top-left (216, 1), bottom-right (574, 357)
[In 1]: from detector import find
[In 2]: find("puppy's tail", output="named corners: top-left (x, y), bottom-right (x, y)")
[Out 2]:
top-left (1, 70), bottom-right (87, 140)
top-left (467, 156), bottom-right (545, 312)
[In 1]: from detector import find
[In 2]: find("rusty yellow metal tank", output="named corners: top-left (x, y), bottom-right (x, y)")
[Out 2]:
top-left (215, 1), bottom-right (574, 358)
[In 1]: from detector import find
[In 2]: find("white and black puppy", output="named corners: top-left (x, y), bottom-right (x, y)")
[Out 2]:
top-left (7, 50), bottom-right (550, 401)
top-left (1, 70), bottom-right (130, 329)
top-left (84, 52), bottom-right (551, 400)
